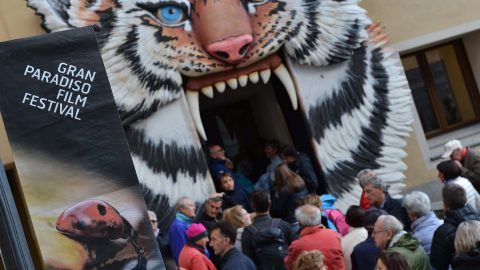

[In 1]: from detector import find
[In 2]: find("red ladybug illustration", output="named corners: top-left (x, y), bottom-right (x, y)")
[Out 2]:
top-left (56, 199), bottom-right (125, 239)
top-left (56, 199), bottom-right (146, 269)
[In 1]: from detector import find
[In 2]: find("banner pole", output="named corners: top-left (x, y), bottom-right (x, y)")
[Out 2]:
top-left (0, 160), bottom-right (35, 270)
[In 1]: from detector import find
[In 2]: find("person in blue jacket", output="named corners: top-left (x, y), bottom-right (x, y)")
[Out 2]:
top-left (168, 196), bottom-right (196, 264)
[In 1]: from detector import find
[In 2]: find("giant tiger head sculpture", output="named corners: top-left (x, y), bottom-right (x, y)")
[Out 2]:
top-left (28, 0), bottom-right (413, 228)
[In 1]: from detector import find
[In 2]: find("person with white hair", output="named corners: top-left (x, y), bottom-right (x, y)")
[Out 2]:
top-left (373, 215), bottom-right (430, 270)
top-left (284, 204), bottom-right (345, 270)
top-left (442, 139), bottom-right (480, 193)
top-left (402, 191), bottom-right (442, 255)
top-left (168, 196), bottom-right (197, 264)
top-left (361, 173), bottom-right (411, 231)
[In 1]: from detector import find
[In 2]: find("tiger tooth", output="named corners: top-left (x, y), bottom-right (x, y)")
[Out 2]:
top-left (259, 69), bottom-right (271, 84)
top-left (238, 75), bottom-right (248, 87)
top-left (227, 78), bottom-right (238, 89)
top-left (249, 72), bottom-right (259, 84)
top-left (273, 64), bottom-right (298, 110)
top-left (214, 82), bottom-right (226, 93)
top-left (186, 90), bottom-right (207, 140)
top-left (201, 85), bottom-right (214, 98)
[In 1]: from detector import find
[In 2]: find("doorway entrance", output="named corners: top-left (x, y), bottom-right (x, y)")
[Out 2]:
top-left (199, 75), bottom-right (325, 192)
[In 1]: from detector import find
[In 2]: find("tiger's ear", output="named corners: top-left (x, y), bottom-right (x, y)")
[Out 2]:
top-left (284, 0), bottom-right (371, 66)
top-left (28, 0), bottom-right (116, 32)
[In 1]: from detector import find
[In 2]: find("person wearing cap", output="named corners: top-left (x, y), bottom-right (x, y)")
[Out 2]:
top-left (442, 139), bottom-right (480, 192)
top-left (179, 223), bottom-right (217, 270)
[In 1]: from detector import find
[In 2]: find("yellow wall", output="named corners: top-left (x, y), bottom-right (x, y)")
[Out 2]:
top-left (0, 0), bottom-right (43, 40)
top-left (361, 0), bottom-right (480, 43)
top-left (361, 0), bottom-right (480, 187)
top-left (403, 131), bottom-right (438, 187)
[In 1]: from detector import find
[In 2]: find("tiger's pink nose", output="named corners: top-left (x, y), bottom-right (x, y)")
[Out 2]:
top-left (207, 34), bottom-right (253, 65)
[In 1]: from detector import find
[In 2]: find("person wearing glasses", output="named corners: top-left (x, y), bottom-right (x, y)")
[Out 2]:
top-left (148, 210), bottom-right (177, 270)
top-left (372, 215), bottom-right (430, 270)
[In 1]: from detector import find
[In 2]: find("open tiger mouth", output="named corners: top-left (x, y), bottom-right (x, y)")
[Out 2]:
top-left (182, 53), bottom-right (299, 140)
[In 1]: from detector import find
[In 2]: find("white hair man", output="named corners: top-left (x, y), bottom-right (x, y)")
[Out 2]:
top-left (373, 215), bottom-right (430, 270)
top-left (167, 196), bottom-right (196, 264)
top-left (284, 204), bottom-right (345, 270)
top-left (402, 191), bottom-right (442, 256)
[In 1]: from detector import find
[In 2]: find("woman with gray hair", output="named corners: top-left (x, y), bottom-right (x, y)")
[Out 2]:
top-left (402, 191), bottom-right (442, 256)
top-left (452, 220), bottom-right (480, 269)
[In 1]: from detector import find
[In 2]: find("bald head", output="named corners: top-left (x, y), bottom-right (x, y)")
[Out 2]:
top-left (295, 204), bottom-right (322, 227)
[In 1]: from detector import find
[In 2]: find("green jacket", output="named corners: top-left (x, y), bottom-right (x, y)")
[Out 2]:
top-left (388, 232), bottom-right (431, 270)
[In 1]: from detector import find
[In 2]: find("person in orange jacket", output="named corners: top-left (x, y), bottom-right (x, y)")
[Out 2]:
top-left (178, 223), bottom-right (216, 270)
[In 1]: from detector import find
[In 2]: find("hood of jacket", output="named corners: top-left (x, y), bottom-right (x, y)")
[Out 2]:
top-left (412, 211), bottom-right (443, 232)
top-left (454, 245), bottom-right (480, 268)
top-left (321, 194), bottom-right (337, 209)
top-left (391, 232), bottom-right (421, 251)
top-left (445, 205), bottom-right (479, 227)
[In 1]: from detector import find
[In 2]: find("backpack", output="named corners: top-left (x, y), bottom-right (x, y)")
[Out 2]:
top-left (156, 230), bottom-right (173, 258)
top-left (246, 219), bottom-right (288, 270)
top-left (324, 208), bottom-right (349, 236)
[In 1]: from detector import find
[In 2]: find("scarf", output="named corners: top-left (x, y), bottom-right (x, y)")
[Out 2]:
top-left (176, 212), bottom-right (193, 225)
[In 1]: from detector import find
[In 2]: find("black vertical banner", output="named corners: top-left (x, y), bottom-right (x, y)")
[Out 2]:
top-left (0, 27), bottom-right (165, 269)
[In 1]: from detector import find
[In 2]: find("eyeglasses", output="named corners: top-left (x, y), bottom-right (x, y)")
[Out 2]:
top-left (372, 230), bottom-right (387, 236)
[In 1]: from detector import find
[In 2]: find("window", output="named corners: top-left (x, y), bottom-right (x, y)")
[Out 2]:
top-left (401, 39), bottom-right (480, 138)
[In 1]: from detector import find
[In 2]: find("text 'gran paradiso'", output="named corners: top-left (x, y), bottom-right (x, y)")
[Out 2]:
top-left (21, 63), bottom-right (97, 120)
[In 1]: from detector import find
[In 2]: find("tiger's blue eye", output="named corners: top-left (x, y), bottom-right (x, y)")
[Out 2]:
top-left (157, 6), bottom-right (186, 25)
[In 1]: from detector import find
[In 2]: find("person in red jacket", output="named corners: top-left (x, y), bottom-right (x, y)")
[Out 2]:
top-left (284, 204), bottom-right (346, 270)
top-left (178, 223), bottom-right (217, 270)
top-left (442, 139), bottom-right (480, 192)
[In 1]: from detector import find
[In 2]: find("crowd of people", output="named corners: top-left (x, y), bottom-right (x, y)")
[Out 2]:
top-left (149, 139), bottom-right (480, 270)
